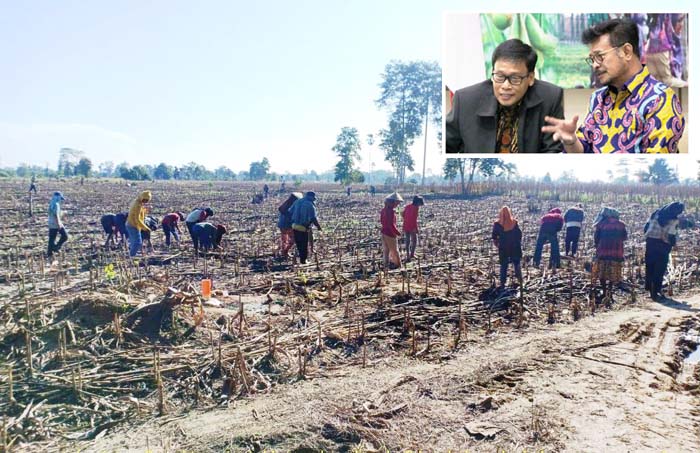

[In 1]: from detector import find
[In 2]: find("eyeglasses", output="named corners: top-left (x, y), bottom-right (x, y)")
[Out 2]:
top-left (585, 46), bottom-right (620, 66)
top-left (491, 72), bottom-right (529, 86)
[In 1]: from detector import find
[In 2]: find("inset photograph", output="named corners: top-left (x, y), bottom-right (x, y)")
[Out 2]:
top-left (444, 13), bottom-right (689, 154)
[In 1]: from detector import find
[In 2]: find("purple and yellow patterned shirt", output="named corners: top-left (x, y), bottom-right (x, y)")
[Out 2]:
top-left (575, 66), bottom-right (685, 153)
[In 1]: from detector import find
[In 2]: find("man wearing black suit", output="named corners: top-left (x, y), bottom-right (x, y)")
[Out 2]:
top-left (446, 39), bottom-right (564, 153)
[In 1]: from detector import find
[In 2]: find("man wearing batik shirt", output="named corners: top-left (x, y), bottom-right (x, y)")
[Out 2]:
top-left (543, 18), bottom-right (685, 154)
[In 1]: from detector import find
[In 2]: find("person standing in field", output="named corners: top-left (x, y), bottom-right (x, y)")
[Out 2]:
top-left (564, 204), bottom-right (585, 256)
top-left (161, 212), bottom-right (185, 248)
top-left (402, 195), bottom-right (424, 262)
top-left (533, 208), bottom-right (564, 269)
top-left (29, 175), bottom-right (37, 193)
top-left (644, 201), bottom-right (684, 301)
top-left (277, 192), bottom-right (302, 259)
top-left (47, 191), bottom-right (68, 258)
top-left (492, 206), bottom-right (523, 288)
top-left (126, 191), bottom-right (153, 257)
top-left (592, 207), bottom-right (627, 303)
top-left (290, 191), bottom-right (322, 264)
top-left (185, 207), bottom-right (214, 245)
top-left (380, 192), bottom-right (403, 269)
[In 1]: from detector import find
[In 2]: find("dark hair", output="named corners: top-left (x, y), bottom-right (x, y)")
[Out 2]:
top-left (582, 18), bottom-right (640, 58)
top-left (492, 39), bottom-right (537, 72)
top-left (204, 207), bottom-right (214, 217)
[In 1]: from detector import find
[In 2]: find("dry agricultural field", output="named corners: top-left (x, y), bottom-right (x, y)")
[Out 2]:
top-left (1, 179), bottom-right (700, 452)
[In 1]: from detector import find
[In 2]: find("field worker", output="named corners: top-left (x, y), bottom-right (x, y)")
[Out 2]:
top-left (100, 213), bottom-right (125, 248)
top-left (380, 192), bottom-right (403, 269)
top-left (192, 223), bottom-right (227, 251)
top-left (563, 204), bottom-right (585, 256)
top-left (644, 201), bottom-right (684, 301)
top-left (402, 195), bottom-right (424, 262)
top-left (29, 175), bottom-right (37, 193)
top-left (47, 191), bottom-right (68, 258)
top-left (533, 208), bottom-right (564, 269)
top-left (185, 207), bottom-right (214, 245)
top-left (161, 212), bottom-right (185, 247)
top-left (492, 206), bottom-right (523, 288)
top-left (115, 212), bottom-right (128, 243)
top-left (543, 18), bottom-right (685, 153)
top-left (140, 216), bottom-right (159, 253)
top-left (369, 185), bottom-right (376, 197)
top-left (126, 191), bottom-right (153, 257)
top-left (277, 192), bottom-right (302, 259)
top-left (592, 207), bottom-right (627, 303)
top-left (290, 191), bottom-right (322, 264)
top-left (446, 39), bottom-right (564, 153)
top-left (263, 184), bottom-right (270, 199)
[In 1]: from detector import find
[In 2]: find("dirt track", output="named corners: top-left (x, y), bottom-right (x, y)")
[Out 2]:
top-left (81, 293), bottom-right (700, 453)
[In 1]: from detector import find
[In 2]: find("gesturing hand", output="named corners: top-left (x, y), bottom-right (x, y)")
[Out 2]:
top-left (542, 115), bottom-right (579, 145)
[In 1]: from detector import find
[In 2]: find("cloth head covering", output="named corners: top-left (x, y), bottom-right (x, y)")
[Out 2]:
top-left (497, 206), bottom-right (517, 232)
top-left (412, 195), bottom-right (425, 206)
top-left (292, 192), bottom-right (303, 200)
top-left (138, 191), bottom-right (152, 203)
top-left (204, 207), bottom-right (214, 217)
top-left (548, 208), bottom-right (561, 214)
top-left (593, 206), bottom-right (620, 226)
top-left (216, 224), bottom-right (227, 234)
top-left (49, 192), bottom-right (64, 212)
top-left (177, 211), bottom-right (185, 221)
top-left (385, 192), bottom-right (404, 202)
top-left (305, 191), bottom-right (316, 201)
top-left (657, 201), bottom-right (684, 226)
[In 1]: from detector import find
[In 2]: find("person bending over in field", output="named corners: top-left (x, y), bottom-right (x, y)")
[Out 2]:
top-left (161, 212), bottom-right (185, 248)
top-left (592, 207), bottom-right (627, 305)
top-left (380, 192), bottom-right (403, 270)
top-left (402, 195), bottom-right (424, 263)
top-left (47, 191), bottom-right (68, 258)
top-left (101, 213), bottom-right (121, 248)
top-left (644, 201), bottom-right (684, 301)
top-left (126, 191), bottom-right (153, 257)
top-left (533, 208), bottom-right (563, 270)
top-left (185, 207), bottom-right (214, 245)
top-left (140, 216), bottom-right (159, 253)
top-left (563, 204), bottom-right (585, 256)
top-left (492, 206), bottom-right (523, 289)
top-left (192, 223), bottom-right (227, 252)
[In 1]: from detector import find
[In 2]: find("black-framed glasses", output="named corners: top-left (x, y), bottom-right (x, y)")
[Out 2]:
top-left (491, 72), bottom-right (529, 85)
top-left (585, 46), bottom-right (620, 66)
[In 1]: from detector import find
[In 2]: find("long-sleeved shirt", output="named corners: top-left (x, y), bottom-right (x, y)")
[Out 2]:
top-left (48, 201), bottom-right (62, 229)
top-left (127, 196), bottom-right (150, 231)
top-left (594, 218), bottom-right (627, 261)
top-left (186, 209), bottom-right (209, 224)
top-left (162, 213), bottom-right (181, 227)
top-left (574, 66), bottom-right (685, 154)
top-left (192, 222), bottom-right (219, 248)
top-left (402, 205), bottom-right (420, 233)
top-left (380, 206), bottom-right (400, 237)
top-left (290, 198), bottom-right (318, 231)
top-left (564, 207), bottom-right (584, 228)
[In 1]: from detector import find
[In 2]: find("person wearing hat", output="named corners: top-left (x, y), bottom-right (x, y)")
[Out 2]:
top-left (192, 222), bottom-right (228, 251)
top-left (592, 207), bottom-right (627, 304)
top-left (185, 207), bottom-right (214, 245)
top-left (402, 195), bottom-right (424, 262)
top-left (140, 215), bottom-right (159, 253)
top-left (381, 192), bottom-right (403, 269)
top-left (126, 191), bottom-right (153, 257)
top-left (277, 192), bottom-right (303, 259)
top-left (290, 191), bottom-right (322, 264)
top-left (47, 191), bottom-right (68, 258)
top-left (161, 212), bottom-right (185, 248)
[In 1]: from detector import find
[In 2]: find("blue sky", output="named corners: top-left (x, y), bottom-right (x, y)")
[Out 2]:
top-left (1, 0), bottom-right (696, 180)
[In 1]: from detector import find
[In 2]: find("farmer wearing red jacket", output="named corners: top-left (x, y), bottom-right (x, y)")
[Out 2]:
top-left (381, 192), bottom-right (403, 269)
top-left (402, 195), bottom-right (424, 262)
top-left (161, 212), bottom-right (185, 247)
top-left (533, 207), bottom-right (564, 269)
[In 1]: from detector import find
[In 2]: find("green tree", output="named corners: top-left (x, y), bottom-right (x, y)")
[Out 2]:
top-left (637, 159), bottom-right (678, 185)
top-left (214, 166), bottom-right (236, 181)
top-left (443, 158), bottom-right (465, 193)
top-left (154, 163), bottom-right (174, 180)
top-left (443, 158), bottom-right (515, 194)
top-left (249, 157), bottom-right (270, 180)
top-left (75, 157), bottom-right (92, 177)
top-left (376, 60), bottom-right (441, 185)
top-left (332, 127), bottom-right (362, 184)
